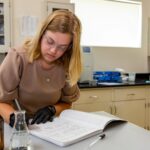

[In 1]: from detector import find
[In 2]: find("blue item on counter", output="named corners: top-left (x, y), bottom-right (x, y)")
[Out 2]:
top-left (93, 71), bottom-right (122, 83)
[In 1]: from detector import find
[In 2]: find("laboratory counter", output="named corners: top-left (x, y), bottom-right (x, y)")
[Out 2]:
top-left (78, 80), bottom-right (150, 89)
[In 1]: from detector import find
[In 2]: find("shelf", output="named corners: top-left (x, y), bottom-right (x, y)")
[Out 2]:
top-left (0, 0), bottom-right (10, 53)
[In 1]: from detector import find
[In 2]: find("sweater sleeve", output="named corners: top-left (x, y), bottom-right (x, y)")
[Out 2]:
top-left (0, 48), bottom-right (23, 101)
top-left (60, 82), bottom-right (80, 103)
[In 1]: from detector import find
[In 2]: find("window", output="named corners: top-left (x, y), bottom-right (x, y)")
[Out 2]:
top-left (71, 0), bottom-right (142, 48)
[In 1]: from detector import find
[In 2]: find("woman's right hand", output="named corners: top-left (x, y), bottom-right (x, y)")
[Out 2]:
top-left (9, 112), bottom-right (29, 128)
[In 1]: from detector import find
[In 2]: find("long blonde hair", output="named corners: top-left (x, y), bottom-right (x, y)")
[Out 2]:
top-left (23, 10), bottom-right (82, 86)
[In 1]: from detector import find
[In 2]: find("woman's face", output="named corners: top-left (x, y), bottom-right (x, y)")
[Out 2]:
top-left (40, 30), bottom-right (71, 66)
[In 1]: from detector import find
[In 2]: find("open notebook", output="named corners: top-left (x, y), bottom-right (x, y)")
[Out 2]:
top-left (29, 109), bottom-right (126, 147)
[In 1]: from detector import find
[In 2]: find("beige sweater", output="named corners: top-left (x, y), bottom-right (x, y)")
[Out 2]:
top-left (0, 47), bottom-right (79, 115)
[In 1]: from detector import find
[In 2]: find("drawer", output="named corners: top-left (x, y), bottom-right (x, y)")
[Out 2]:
top-left (72, 101), bottom-right (111, 112)
top-left (75, 89), bottom-right (112, 104)
top-left (113, 87), bottom-right (146, 101)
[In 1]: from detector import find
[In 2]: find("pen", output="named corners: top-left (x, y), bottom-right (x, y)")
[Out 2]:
top-left (99, 133), bottom-right (105, 139)
top-left (88, 133), bottom-right (106, 148)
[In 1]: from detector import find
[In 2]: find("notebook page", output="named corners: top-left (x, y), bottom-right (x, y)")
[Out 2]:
top-left (60, 109), bottom-right (119, 130)
top-left (29, 117), bottom-right (101, 146)
top-left (29, 110), bottom-right (123, 146)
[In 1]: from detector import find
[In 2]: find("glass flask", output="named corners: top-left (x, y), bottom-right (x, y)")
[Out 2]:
top-left (9, 111), bottom-right (31, 150)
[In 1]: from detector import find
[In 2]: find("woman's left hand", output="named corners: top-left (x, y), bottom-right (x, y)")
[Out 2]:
top-left (31, 106), bottom-right (56, 124)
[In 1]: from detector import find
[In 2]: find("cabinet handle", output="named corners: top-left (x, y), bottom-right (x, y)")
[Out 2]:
top-left (110, 106), bottom-right (112, 114)
top-left (111, 105), bottom-right (116, 115)
top-left (145, 103), bottom-right (150, 108)
top-left (127, 93), bottom-right (135, 96)
top-left (114, 105), bottom-right (117, 115)
top-left (89, 95), bottom-right (98, 99)
top-left (147, 126), bottom-right (149, 130)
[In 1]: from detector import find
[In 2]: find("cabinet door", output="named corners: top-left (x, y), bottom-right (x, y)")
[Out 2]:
top-left (113, 100), bottom-right (146, 128)
top-left (146, 88), bottom-right (150, 130)
top-left (0, 0), bottom-right (10, 53)
top-left (72, 88), bottom-right (112, 112)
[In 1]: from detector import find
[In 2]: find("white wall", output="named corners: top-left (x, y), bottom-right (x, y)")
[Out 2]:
top-left (11, 0), bottom-right (70, 46)
top-left (92, 47), bottom-right (147, 72)
top-left (3, 0), bottom-right (150, 73)
top-left (91, 0), bottom-right (149, 73)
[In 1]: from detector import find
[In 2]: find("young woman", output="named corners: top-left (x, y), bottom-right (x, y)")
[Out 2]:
top-left (0, 10), bottom-right (82, 126)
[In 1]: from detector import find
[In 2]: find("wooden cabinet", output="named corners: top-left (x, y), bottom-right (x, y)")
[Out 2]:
top-left (72, 88), bottom-right (112, 113)
top-left (0, 0), bottom-right (10, 53)
top-left (112, 100), bottom-right (145, 127)
top-left (112, 87), bottom-right (146, 128)
top-left (73, 86), bottom-right (147, 128)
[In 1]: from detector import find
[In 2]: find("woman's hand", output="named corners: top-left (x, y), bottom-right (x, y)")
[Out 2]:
top-left (31, 106), bottom-right (56, 124)
top-left (9, 112), bottom-right (29, 128)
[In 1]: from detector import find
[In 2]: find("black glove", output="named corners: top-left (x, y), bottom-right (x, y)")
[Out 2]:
top-left (31, 105), bottom-right (56, 125)
top-left (9, 112), bottom-right (29, 128)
